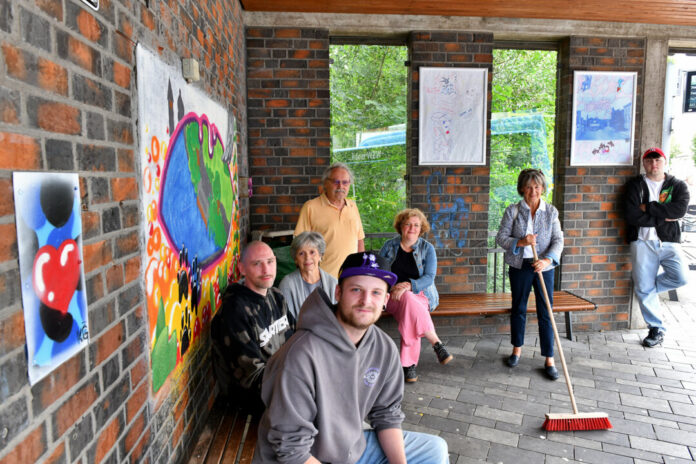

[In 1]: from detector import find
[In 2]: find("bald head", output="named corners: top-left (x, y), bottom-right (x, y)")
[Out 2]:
top-left (240, 241), bottom-right (277, 295)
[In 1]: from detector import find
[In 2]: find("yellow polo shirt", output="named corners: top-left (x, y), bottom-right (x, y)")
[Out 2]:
top-left (294, 193), bottom-right (365, 278)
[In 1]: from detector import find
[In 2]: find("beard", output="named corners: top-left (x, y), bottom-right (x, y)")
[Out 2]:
top-left (336, 304), bottom-right (381, 331)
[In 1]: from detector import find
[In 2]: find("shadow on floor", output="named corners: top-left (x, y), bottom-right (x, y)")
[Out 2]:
top-left (396, 270), bottom-right (696, 463)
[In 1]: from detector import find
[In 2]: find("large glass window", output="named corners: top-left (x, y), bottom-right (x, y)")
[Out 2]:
top-left (330, 44), bottom-right (408, 248)
top-left (488, 48), bottom-right (558, 292)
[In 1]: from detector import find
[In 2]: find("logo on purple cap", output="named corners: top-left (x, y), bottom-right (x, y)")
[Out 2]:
top-left (339, 251), bottom-right (398, 287)
top-left (363, 253), bottom-right (380, 269)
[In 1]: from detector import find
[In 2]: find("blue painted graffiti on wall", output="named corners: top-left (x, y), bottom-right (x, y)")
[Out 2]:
top-left (426, 171), bottom-right (470, 254)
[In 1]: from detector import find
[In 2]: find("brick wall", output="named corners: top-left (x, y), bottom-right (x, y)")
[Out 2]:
top-left (409, 31), bottom-right (494, 295)
top-left (246, 28), bottom-right (641, 335)
top-left (0, 1), bottom-right (246, 463)
top-left (555, 36), bottom-right (646, 332)
top-left (245, 29), bottom-right (495, 289)
top-left (246, 27), bottom-right (330, 233)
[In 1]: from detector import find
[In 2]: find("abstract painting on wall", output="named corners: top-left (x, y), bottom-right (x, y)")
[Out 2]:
top-left (419, 67), bottom-right (488, 165)
top-left (135, 45), bottom-right (240, 393)
top-left (571, 71), bottom-right (637, 166)
top-left (13, 172), bottom-right (89, 385)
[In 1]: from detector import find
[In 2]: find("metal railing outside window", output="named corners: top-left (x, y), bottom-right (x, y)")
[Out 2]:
top-left (364, 232), bottom-right (510, 294)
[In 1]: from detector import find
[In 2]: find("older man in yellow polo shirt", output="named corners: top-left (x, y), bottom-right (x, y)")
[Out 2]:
top-left (294, 162), bottom-right (365, 278)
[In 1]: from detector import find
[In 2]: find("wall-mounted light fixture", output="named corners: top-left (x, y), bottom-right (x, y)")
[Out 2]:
top-left (182, 58), bottom-right (200, 83)
top-left (79, 0), bottom-right (99, 10)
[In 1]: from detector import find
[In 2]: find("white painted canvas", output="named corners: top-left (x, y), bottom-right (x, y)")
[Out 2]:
top-left (419, 67), bottom-right (488, 165)
top-left (136, 45), bottom-right (241, 392)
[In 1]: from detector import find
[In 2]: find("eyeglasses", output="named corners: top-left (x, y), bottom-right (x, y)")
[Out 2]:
top-left (328, 179), bottom-right (351, 187)
top-left (403, 222), bottom-right (421, 229)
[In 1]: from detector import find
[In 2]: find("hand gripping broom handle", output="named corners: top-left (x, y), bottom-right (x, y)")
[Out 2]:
top-left (531, 245), bottom-right (579, 415)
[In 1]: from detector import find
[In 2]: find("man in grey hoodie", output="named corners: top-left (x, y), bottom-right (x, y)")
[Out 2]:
top-left (254, 251), bottom-right (449, 464)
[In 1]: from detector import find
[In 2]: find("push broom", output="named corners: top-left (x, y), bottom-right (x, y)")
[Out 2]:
top-left (532, 245), bottom-right (612, 431)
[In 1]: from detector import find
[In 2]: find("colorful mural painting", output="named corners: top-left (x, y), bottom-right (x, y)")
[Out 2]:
top-left (136, 45), bottom-right (240, 392)
top-left (13, 172), bottom-right (90, 385)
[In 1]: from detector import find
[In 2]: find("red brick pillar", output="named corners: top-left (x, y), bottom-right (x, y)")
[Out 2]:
top-left (409, 31), bottom-right (494, 294)
top-left (555, 37), bottom-right (646, 331)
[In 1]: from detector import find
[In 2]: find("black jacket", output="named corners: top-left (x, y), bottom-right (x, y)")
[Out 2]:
top-left (624, 173), bottom-right (690, 243)
top-left (211, 283), bottom-right (295, 410)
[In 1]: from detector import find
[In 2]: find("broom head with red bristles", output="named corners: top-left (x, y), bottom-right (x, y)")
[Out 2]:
top-left (543, 412), bottom-right (612, 431)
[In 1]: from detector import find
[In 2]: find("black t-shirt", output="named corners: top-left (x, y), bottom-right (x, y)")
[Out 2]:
top-left (391, 246), bottom-right (419, 284)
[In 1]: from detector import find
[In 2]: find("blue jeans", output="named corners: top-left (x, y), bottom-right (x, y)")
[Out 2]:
top-left (630, 240), bottom-right (688, 331)
top-left (355, 430), bottom-right (449, 464)
top-left (509, 261), bottom-right (555, 357)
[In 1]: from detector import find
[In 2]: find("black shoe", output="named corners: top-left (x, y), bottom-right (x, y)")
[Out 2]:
top-left (506, 354), bottom-right (519, 367)
top-left (433, 342), bottom-right (453, 365)
top-left (544, 365), bottom-right (559, 380)
top-left (643, 327), bottom-right (664, 347)
top-left (404, 365), bottom-right (418, 383)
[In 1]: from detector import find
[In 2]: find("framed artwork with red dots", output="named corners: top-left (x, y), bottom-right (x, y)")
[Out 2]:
top-left (570, 71), bottom-right (637, 166)
top-left (13, 172), bottom-right (90, 385)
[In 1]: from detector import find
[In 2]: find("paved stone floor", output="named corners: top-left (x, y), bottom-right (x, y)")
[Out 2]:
top-left (393, 269), bottom-right (696, 463)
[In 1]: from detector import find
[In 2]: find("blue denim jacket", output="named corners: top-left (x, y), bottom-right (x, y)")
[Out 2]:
top-left (379, 237), bottom-right (439, 310)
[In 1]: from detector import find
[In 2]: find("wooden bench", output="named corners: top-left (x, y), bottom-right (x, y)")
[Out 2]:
top-left (188, 397), bottom-right (259, 464)
top-left (382, 291), bottom-right (596, 340)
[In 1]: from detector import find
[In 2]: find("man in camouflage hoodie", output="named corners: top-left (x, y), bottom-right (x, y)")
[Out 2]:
top-left (211, 241), bottom-right (295, 412)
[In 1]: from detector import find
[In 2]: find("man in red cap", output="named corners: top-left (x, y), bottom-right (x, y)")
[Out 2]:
top-left (624, 147), bottom-right (690, 347)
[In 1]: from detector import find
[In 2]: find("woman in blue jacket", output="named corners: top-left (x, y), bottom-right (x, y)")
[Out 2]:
top-left (496, 169), bottom-right (564, 380)
top-left (380, 208), bottom-right (452, 383)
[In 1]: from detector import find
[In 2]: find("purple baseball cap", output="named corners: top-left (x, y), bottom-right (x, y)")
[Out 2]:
top-left (338, 251), bottom-right (397, 288)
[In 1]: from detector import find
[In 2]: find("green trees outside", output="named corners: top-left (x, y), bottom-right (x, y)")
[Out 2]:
top-left (333, 145), bottom-right (406, 243)
top-left (330, 45), bottom-right (408, 242)
top-left (487, 49), bottom-right (558, 292)
top-left (330, 45), bottom-right (408, 149)
top-left (328, 45), bottom-right (559, 259)
top-left (489, 49), bottom-right (558, 238)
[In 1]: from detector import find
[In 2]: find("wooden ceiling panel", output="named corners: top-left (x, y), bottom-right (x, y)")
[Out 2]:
top-left (240, 0), bottom-right (696, 27)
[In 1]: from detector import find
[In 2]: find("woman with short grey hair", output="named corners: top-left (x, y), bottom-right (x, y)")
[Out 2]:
top-left (290, 231), bottom-right (326, 259)
top-left (279, 231), bottom-right (337, 319)
top-left (496, 168), bottom-right (564, 380)
top-left (517, 167), bottom-right (547, 197)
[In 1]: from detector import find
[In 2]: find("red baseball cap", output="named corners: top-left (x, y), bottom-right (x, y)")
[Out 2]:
top-left (642, 147), bottom-right (666, 159)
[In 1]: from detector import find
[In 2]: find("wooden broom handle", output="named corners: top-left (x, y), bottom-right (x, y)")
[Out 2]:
top-left (532, 245), bottom-right (579, 415)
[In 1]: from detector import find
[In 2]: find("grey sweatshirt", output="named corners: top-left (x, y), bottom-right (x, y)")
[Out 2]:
top-left (253, 289), bottom-right (405, 464)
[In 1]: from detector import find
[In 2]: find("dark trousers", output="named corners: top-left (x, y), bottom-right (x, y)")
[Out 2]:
top-left (509, 260), bottom-right (555, 357)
